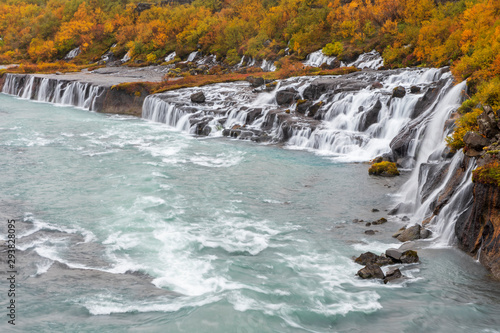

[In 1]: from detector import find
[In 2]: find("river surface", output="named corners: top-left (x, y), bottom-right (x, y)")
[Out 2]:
top-left (1, 94), bottom-right (500, 332)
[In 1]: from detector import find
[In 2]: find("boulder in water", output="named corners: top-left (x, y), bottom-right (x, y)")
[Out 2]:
top-left (190, 92), bottom-right (206, 103)
top-left (384, 268), bottom-right (403, 284)
top-left (397, 224), bottom-right (421, 242)
top-left (354, 252), bottom-right (379, 265)
top-left (400, 250), bottom-right (419, 263)
top-left (420, 228), bottom-right (432, 239)
top-left (357, 264), bottom-right (385, 279)
top-left (392, 226), bottom-right (406, 238)
top-left (392, 86), bottom-right (406, 98)
top-left (410, 86), bottom-right (421, 93)
top-left (296, 100), bottom-right (313, 114)
top-left (358, 99), bottom-right (382, 132)
top-left (276, 88), bottom-right (298, 105)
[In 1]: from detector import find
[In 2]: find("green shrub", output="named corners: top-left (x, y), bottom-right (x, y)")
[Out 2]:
top-left (322, 42), bottom-right (344, 57)
top-left (472, 162), bottom-right (500, 187)
top-left (368, 161), bottom-right (400, 176)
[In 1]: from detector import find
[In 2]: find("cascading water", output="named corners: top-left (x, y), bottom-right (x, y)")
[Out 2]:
top-left (345, 50), bottom-right (384, 70)
top-left (392, 81), bottom-right (473, 246)
top-left (164, 52), bottom-right (176, 62)
top-left (303, 50), bottom-right (338, 67)
top-left (142, 67), bottom-right (454, 162)
top-left (2, 73), bottom-right (105, 111)
top-left (64, 47), bottom-right (81, 60)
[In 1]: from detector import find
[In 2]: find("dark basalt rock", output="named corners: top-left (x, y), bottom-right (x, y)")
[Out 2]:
top-left (276, 88), bottom-right (298, 105)
top-left (246, 76), bottom-right (265, 87)
top-left (354, 252), bottom-right (394, 266)
top-left (400, 250), bottom-right (419, 263)
top-left (397, 224), bottom-right (421, 242)
top-left (190, 91), bottom-right (206, 103)
top-left (392, 86), bottom-right (406, 98)
top-left (296, 100), bottom-right (313, 114)
top-left (420, 228), bottom-right (432, 239)
top-left (464, 131), bottom-right (490, 151)
top-left (455, 182), bottom-right (500, 279)
top-left (477, 110), bottom-right (499, 139)
top-left (358, 99), bottom-right (382, 132)
top-left (386, 248), bottom-right (404, 261)
top-left (357, 264), bottom-right (385, 279)
top-left (392, 227), bottom-right (406, 238)
top-left (355, 252), bottom-right (379, 265)
top-left (372, 217), bottom-right (387, 225)
top-left (385, 248), bottom-right (419, 263)
top-left (410, 86), bottom-right (421, 93)
top-left (411, 79), bottom-right (449, 119)
top-left (384, 268), bottom-right (403, 284)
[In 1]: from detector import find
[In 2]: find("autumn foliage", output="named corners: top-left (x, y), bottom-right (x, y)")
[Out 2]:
top-left (0, 0), bottom-right (499, 107)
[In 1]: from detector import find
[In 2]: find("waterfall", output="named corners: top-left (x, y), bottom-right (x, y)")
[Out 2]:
top-left (260, 60), bottom-right (277, 72)
top-left (64, 47), bottom-right (81, 60)
top-left (2, 74), bottom-right (105, 111)
top-left (121, 50), bottom-right (132, 63)
top-left (140, 68), bottom-right (456, 161)
top-left (398, 81), bottom-right (467, 210)
top-left (345, 50), bottom-right (384, 70)
top-left (142, 96), bottom-right (192, 131)
top-left (303, 50), bottom-right (337, 67)
top-left (187, 51), bottom-right (199, 62)
top-left (164, 52), bottom-right (176, 62)
top-left (390, 81), bottom-right (472, 246)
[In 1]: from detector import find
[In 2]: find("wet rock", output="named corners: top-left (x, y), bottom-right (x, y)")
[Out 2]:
top-left (276, 88), bottom-right (298, 105)
top-left (410, 86), bottom-right (421, 93)
top-left (372, 217), bottom-right (387, 225)
top-left (397, 224), bottom-right (421, 242)
top-left (386, 248), bottom-right (419, 264)
top-left (384, 268), bottom-right (403, 284)
top-left (376, 256), bottom-right (395, 266)
top-left (190, 91), bottom-right (205, 103)
top-left (358, 99), bottom-right (382, 132)
top-left (355, 252), bottom-right (379, 265)
top-left (392, 227), bottom-right (406, 238)
top-left (296, 100), bottom-right (313, 114)
top-left (385, 248), bottom-right (404, 261)
top-left (246, 76), bottom-right (265, 87)
top-left (372, 208), bottom-right (379, 212)
top-left (402, 216), bottom-right (410, 222)
top-left (365, 230), bottom-right (376, 235)
top-left (308, 101), bottom-right (323, 118)
top-left (357, 264), bottom-right (385, 279)
top-left (365, 222), bottom-right (372, 227)
top-left (352, 219), bottom-right (360, 223)
top-left (464, 131), bottom-right (490, 151)
top-left (420, 228), bottom-right (432, 239)
top-left (355, 252), bottom-right (394, 266)
top-left (400, 250), bottom-right (419, 263)
top-left (455, 181), bottom-right (500, 279)
top-left (392, 86), bottom-right (406, 98)
top-left (465, 148), bottom-right (483, 158)
top-left (371, 81), bottom-right (383, 89)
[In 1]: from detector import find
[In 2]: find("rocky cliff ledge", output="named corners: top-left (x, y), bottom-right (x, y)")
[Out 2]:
top-left (1, 67), bottom-right (169, 116)
top-left (456, 106), bottom-right (500, 279)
